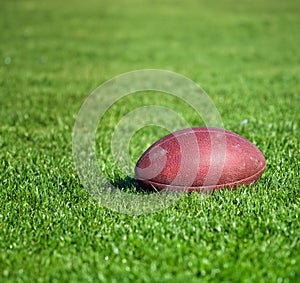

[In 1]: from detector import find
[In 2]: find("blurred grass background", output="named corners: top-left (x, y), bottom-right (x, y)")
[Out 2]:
top-left (0, 0), bottom-right (299, 282)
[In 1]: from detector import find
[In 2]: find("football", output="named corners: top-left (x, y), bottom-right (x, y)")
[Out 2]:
top-left (135, 127), bottom-right (266, 192)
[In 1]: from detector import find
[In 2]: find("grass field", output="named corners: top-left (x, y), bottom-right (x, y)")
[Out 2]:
top-left (1, 0), bottom-right (300, 282)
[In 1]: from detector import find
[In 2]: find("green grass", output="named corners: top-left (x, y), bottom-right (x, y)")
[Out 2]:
top-left (1, 0), bottom-right (300, 282)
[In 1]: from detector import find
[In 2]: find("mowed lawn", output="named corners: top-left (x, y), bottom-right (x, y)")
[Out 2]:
top-left (0, 0), bottom-right (299, 282)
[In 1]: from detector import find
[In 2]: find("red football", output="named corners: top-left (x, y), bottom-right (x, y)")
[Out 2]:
top-left (135, 127), bottom-right (266, 192)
